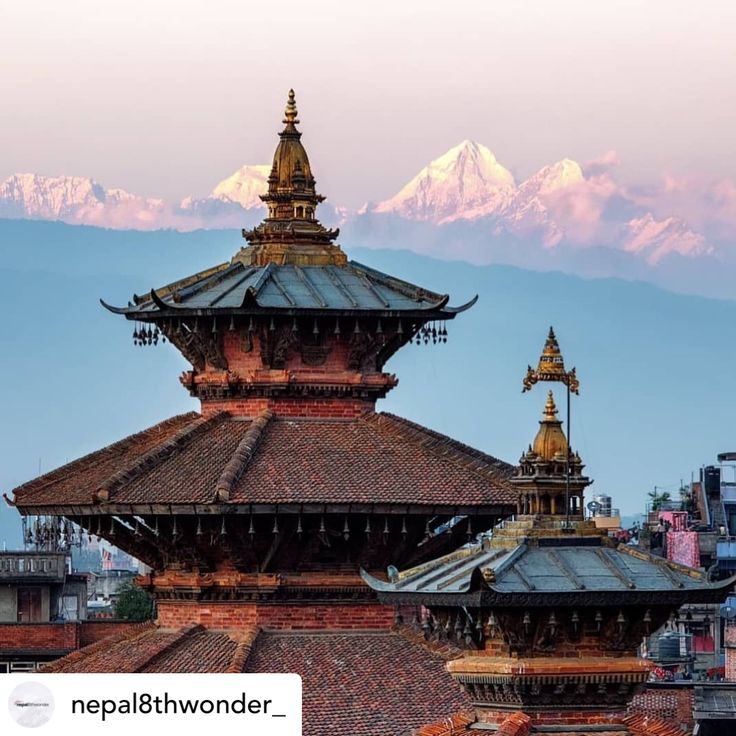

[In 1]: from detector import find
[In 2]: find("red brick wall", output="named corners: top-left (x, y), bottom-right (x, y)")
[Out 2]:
top-left (156, 601), bottom-right (396, 630)
top-left (0, 623), bottom-right (79, 653)
top-left (79, 621), bottom-right (142, 648)
top-left (628, 686), bottom-right (693, 731)
top-left (0, 621), bottom-right (145, 655)
top-left (218, 332), bottom-right (363, 376)
top-left (725, 624), bottom-right (736, 681)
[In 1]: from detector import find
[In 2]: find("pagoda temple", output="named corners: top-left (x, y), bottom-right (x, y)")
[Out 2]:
top-left (364, 337), bottom-right (736, 734)
top-left (8, 91), bottom-right (518, 734)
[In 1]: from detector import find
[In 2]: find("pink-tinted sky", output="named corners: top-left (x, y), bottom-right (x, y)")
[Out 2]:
top-left (1, 1), bottom-right (735, 208)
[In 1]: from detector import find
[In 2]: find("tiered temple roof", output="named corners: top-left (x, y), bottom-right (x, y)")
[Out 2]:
top-left (105, 260), bottom-right (475, 317)
top-left (12, 410), bottom-right (513, 513)
top-left (364, 524), bottom-right (735, 606)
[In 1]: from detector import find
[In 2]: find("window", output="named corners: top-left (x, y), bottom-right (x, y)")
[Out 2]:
top-left (17, 588), bottom-right (43, 622)
top-left (10, 662), bottom-right (38, 672)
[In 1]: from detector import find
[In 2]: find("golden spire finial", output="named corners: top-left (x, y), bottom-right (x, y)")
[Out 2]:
top-left (543, 390), bottom-right (558, 420)
top-left (283, 88), bottom-right (299, 127)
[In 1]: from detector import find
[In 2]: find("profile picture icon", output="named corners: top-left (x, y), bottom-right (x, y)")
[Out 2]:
top-left (8, 682), bottom-right (55, 728)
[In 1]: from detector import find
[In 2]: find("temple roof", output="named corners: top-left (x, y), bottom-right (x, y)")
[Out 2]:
top-left (362, 528), bottom-right (736, 606)
top-left (102, 259), bottom-right (476, 318)
top-left (43, 624), bottom-right (473, 736)
top-left (11, 410), bottom-right (515, 514)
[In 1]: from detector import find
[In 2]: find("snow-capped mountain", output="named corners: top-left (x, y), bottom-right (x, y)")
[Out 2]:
top-left (370, 146), bottom-right (587, 236)
top-left (179, 163), bottom-right (346, 228)
top-left (180, 164), bottom-right (270, 214)
top-left (366, 143), bottom-right (711, 261)
top-left (0, 142), bottom-right (725, 273)
top-left (371, 140), bottom-right (515, 222)
top-left (623, 214), bottom-right (713, 265)
top-left (209, 164), bottom-right (270, 209)
top-left (0, 173), bottom-right (168, 229)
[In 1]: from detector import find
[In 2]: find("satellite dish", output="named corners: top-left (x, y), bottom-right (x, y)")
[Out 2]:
top-left (587, 501), bottom-right (601, 512)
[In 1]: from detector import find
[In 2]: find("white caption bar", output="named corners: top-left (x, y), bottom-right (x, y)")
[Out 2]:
top-left (1, 673), bottom-right (301, 734)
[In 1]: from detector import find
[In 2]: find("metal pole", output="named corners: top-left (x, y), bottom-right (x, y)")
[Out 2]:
top-left (566, 381), bottom-right (571, 526)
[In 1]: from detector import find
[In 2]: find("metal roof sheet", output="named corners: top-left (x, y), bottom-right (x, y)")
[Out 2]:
top-left (364, 535), bottom-right (731, 598)
top-left (103, 260), bottom-right (476, 316)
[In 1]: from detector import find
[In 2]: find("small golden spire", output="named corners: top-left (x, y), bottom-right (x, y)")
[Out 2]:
top-left (532, 390), bottom-right (568, 460)
top-left (283, 88), bottom-right (299, 127)
top-left (543, 390), bottom-right (558, 420)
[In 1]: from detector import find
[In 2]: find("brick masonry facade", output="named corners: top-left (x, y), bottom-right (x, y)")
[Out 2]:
top-left (199, 396), bottom-right (376, 418)
top-left (0, 620), bottom-right (140, 656)
top-left (0, 623), bottom-right (79, 653)
top-left (156, 600), bottom-right (397, 631)
top-left (628, 686), bottom-right (694, 731)
top-left (724, 623), bottom-right (736, 681)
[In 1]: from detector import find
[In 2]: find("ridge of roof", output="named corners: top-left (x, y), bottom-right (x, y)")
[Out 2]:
top-left (13, 412), bottom-right (200, 503)
top-left (99, 413), bottom-right (228, 503)
top-left (132, 623), bottom-right (205, 672)
top-left (226, 625), bottom-right (261, 673)
top-left (139, 261), bottom-right (233, 303)
top-left (496, 712), bottom-right (533, 736)
top-left (412, 712), bottom-right (475, 736)
top-left (348, 261), bottom-right (445, 304)
top-left (616, 542), bottom-right (710, 582)
top-left (622, 714), bottom-right (684, 736)
top-left (215, 409), bottom-right (273, 502)
top-left (366, 412), bottom-right (515, 489)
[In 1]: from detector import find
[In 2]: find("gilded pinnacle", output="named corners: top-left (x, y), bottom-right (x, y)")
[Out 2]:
top-left (543, 390), bottom-right (558, 420)
top-left (283, 88), bottom-right (299, 127)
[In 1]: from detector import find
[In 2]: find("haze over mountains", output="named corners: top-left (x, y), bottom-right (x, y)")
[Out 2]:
top-left (1, 140), bottom-right (735, 298)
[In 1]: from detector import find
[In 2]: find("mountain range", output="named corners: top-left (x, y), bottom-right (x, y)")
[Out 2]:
top-left (1, 141), bottom-right (734, 298)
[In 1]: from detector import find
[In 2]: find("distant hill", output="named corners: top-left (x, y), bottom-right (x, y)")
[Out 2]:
top-left (1, 219), bottom-right (734, 546)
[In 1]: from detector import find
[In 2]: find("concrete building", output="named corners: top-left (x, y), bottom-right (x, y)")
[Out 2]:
top-left (0, 551), bottom-right (88, 671)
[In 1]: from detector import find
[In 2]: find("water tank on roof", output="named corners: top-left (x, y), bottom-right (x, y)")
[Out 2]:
top-left (703, 466), bottom-right (721, 496)
top-left (656, 631), bottom-right (690, 662)
top-left (593, 494), bottom-right (612, 517)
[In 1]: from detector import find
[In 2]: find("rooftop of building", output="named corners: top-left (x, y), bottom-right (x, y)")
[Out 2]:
top-left (363, 518), bottom-right (736, 607)
top-left (104, 259), bottom-right (477, 318)
top-left (438, 711), bottom-right (690, 736)
top-left (42, 623), bottom-right (473, 736)
top-left (10, 409), bottom-right (515, 514)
